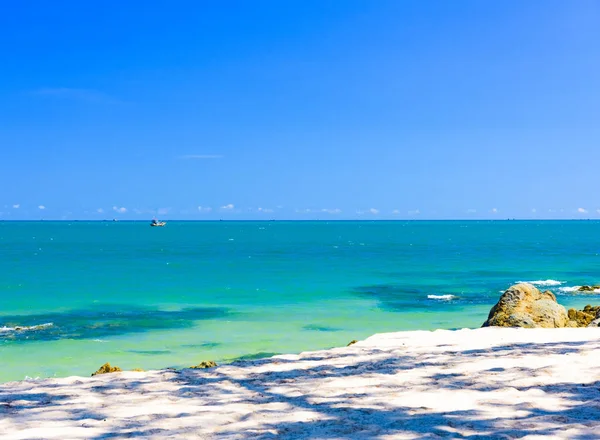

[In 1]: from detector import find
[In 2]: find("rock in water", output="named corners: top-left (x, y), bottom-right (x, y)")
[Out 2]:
top-left (91, 362), bottom-right (122, 376)
top-left (577, 285), bottom-right (600, 292)
top-left (483, 283), bottom-right (568, 328)
top-left (189, 361), bottom-right (217, 369)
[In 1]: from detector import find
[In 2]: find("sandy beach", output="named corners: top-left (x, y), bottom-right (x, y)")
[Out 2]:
top-left (2, 327), bottom-right (600, 439)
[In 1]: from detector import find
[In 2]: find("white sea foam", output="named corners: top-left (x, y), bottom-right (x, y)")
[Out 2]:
top-left (516, 279), bottom-right (564, 286)
top-left (427, 294), bottom-right (456, 300)
top-left (557, 286), bottom-right (600, 294)
top-left (0, 323), bottom-right (53, 333)
top-left (557, 286), bottom-right (580, 293)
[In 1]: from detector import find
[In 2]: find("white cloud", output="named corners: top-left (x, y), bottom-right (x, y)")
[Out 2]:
top-left (96, 208), bottom-right (104, 213)
top-left (221, 204), bottom-right (234, 210)
top-left (392, 209), bottom-right (400, 215)
top-left (466, 209), bottom-right (476, 214)
top-left (531, 208), bottom-right (537, 213)
top-left (38, 205), bottom-right (46, 210)
top-left (408, 209), bottom-right (420, 215)
top-left (295, 208), bottom-right (313, 214)
top-left (179, 155), bottom-right (223, 160)
top-left (157, 207), bottom-right (170, 215)
top-left (258, 207), bottom-right (274, 213)
top-left (578, 207), bottom-right (588, 214)
top-left (369, 208), bottom-right (379, 215)
top-left (112, 206), bottom-right (127, 214)
top-left (198, 206), bottom-right (212, 213)
top-left (597, 209), bottom-right (600, 214)
top-left (321, 208), bottom-right (342, 214)
top-left (12, 204), bottom-right (19, 209)
top-left (490, 208), bottom-right (498, 213)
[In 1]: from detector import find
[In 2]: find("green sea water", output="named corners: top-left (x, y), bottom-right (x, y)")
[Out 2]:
top-left (1, 220), bottom-right (599, 383)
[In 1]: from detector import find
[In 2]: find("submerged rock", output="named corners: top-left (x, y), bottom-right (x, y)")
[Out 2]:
top-left (483, 283), bottom-right (568, 328)
top-left (347, 340), bottom-right (358, 346)
top-left (189, 361), bottom-right (217, 369)
top-left (91, 362), bottom-right (122, 376)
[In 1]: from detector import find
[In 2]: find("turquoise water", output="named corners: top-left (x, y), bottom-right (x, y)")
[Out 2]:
top-left (1, 220), bottom-right (599, 383)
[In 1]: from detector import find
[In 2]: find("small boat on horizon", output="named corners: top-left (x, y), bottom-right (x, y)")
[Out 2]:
top-left (150, 219), bottom-right (166, 227)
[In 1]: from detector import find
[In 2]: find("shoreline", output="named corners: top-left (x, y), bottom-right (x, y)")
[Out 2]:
top-left (2, 327), bottom-right (600, 439)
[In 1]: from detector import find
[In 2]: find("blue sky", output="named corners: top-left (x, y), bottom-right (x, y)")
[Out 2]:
top-left (1, 0), bottom-right (599, 220)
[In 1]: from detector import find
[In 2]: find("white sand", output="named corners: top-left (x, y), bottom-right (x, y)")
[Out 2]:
top-left (2, 327), bottom-right (600, 439)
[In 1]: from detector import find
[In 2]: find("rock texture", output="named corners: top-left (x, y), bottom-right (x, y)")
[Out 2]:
top-left (577, 285), bottom-right (600, 292)
top-left (91, 363), bottom-right (122, 376)
top-left (483, 283), bottom-right (568, 328)
top-left (567, 305), bottom-right (600, 327)
top-left (189, 361), bottom-right (217, 369)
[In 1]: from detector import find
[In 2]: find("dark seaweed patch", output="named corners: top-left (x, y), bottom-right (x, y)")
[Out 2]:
top-left (303, 324), bottom-right (342, 332)
top-left (127, 350), bottom-right (172, 355)
top-left (0, 306), bottom-right (230, 343)
top-left (180, 342), bottom-right (221, 349)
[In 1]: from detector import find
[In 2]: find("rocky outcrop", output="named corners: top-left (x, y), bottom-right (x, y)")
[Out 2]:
top-left (189, 361), bottom-right (217, 369)
top-left (347, 340), bottom-right (358, 346)
top-left (91, 362), bottom-right (122, 376)
top-left (567, 305), bottom-right (600, 327)
top-left (577, 286), bottom-right (600, 292)
top-left (483, 283), bottom-right (568, 328)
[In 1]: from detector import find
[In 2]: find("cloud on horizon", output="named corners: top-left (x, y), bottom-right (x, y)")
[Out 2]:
top-left (112, 206), bottom-right (127, 214)
top-left (578, 207), bottom-right (588, 213)
top-left (220, 204), bottom-right (234, 210)
top-left (38, 205), bottom-right (45, 210)
top-left (321, 208), bottom-right (342, 214)
top-left (198, 206), bottom-right (212, 213)
top-left (12, 204), bottom-right (19, 209)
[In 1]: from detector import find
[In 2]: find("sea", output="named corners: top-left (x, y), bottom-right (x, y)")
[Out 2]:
top-left (1, 220), bottom-right (599, 383)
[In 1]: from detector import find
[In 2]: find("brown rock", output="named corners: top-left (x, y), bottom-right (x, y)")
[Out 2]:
top-left (91, 362), bottom-right (122, 376)
top-left (189, 360), bottom-right (217, 369)
top-left (567, 305), bottom-right (600, 327)
top-left (347, 340), bottom-right (358, 346)
top-left (577, 285), bottom-right (600, 292)
top-left (483, 283), bottom-right (568, 328)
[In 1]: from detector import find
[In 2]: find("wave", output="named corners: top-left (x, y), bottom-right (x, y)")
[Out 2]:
top-left (427, 294), bottom-right (456, 300)
top-left (0, 323), bottom-right (53, 333)
top-left (557, 286), bottom-right (580, 293)
top-left (557, 286), bottom-right (600, 294)
top-left (516, 279), bottom-right (564, 286)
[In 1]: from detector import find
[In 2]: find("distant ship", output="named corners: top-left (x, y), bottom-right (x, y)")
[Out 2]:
top-left (150, 219), bottom-right (166, 227)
